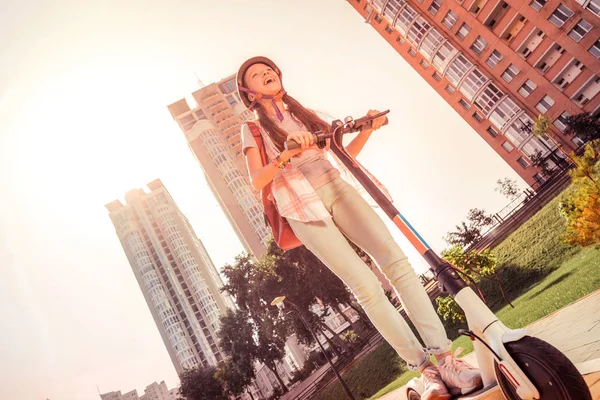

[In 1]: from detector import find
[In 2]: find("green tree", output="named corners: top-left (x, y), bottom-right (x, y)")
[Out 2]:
top-left (564, 112), bottom-right (600, 143)
top-left (217, 310), bottom-right (256, 397)
top-left (220, 255), bottom-right (290, 393)
top-left (178, 366), bottom-right (226, 400)
top-left (216, 358), bottom-right (256, 400)
top-left (445, 208), bottom-right (495, 247)
top-left (495, 177), bottom-right (521, 200)
top-left (436, 245), bottom-right (497, 323)
top-left (559, 140), bottom-right (600, 246)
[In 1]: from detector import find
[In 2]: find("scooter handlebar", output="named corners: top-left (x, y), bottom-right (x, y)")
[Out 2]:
top-left (284, 113), bottom-right (389, 151)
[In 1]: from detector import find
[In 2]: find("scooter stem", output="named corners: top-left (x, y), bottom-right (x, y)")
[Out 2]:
top-left (329, 120), bottom-right (468, 295)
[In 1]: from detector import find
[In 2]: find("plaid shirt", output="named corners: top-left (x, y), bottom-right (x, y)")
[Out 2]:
top-left (253, 122), bottom-right (393, 223)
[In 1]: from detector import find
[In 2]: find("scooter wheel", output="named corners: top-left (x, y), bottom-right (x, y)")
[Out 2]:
top-left (407, 388), bottom-right (421, 400)
top-left (494, 336), bottom-right (591, 400)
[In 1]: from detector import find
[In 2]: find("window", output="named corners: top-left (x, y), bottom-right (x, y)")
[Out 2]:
top-left (420, 59), bottom-right (430, 68)
top-left (489, 97), bottom-right (521, 130)
top-left (579, 0), bottom-right (600, 17)
top-left (548, 4), bottom-right (573, 28)
top-left (397, 36), bottom-right (405, 44)
top-left (432, 40), bottom-right (458, 71)
top-left (474, 82), bottom-right (504, 114)
top-left (589, 39), bottom-right (600, 58)
top-left (470, 36), bottom-right (488, 55)
top-left (486, 50), bottom-right (503, 67)
top-left (395, 4), bottom-right (418, 35)
top-left (568, 19), bottom-right (592, 42)
top-left (445, 54), bottom-right (473, 86)
top-left (502, 141), bottom-right (514, 152)
top-left (383, 0), bottom-right (404, 22)
top-left (459, 68), bottom-right (488, 101)
top-left (473, 112), bottom-right (484, 122)
top-left (443, 10), bottom-right (459, 28)
top-left (517, 157), bottom-right (530, 168)
top-left (407, 16), bottom-right (432, 47)
top-left (530, 0), bottom-right (547, 11)
top-left (429, 0), bottom-right (443, 15)
top-left (219, 78), bottom-right (237, 94)
top-left (501, 64), bottom-right (520, 83)
top-left (487, 126), bottom-right (499, 137)
top-left (457, 22), bottom-right (471, 40)
top-left (518, 79), bottom-right (537, 97)
top-left (446, 85), bottom-right (456, 94)
top-left (572, 135), bottom-right (585, 147)
top-left (409, 48), bottom-right (417, 56)
top-left (459, 98), bottom-right (471, 109)
top-left (554, 111), bottom-right (571, 132)
top-left (385, 25), bottom-right (395, 34)
top-left (433, 71), bottom-right (443, 81)
top-left (419, 29), bottom-right (445, 60)
top-left (375, 14), bottom-right (383, 23)
top-left (536, 95), bottom-right (555, 113)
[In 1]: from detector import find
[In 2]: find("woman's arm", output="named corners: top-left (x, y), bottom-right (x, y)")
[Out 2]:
top-left (245, 131), bottom-right (313, 191)
top-left (345, 129), bottom-right (373, 158)
top-left (344, 109), bottom-right (386, 158)
top-left (246, 147), bottom-right (297, 191)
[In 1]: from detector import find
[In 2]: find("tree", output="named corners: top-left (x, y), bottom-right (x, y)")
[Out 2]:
top-left (220, 256), bottom-right (290, 393)
top-left (436, 245), bottom-right (497, 323)
top-left (559, 140), bottom-right (600, 246)
top-left (530, 150), bottom-right (555, 177)
top-left (495, 177), bottom-right (521, 200)
top-left (445, 208), bottom-right (495, 247)
top-left (531, 114), bottom-right (572, 171)
top-left (217, 310), bottom-right (257, 397)
top-left (216, 359), bottom-right (256, 400)
top-left (178, 366), bottom-right (226, 400)
top-left (564, 112), bottom-right (600, 143)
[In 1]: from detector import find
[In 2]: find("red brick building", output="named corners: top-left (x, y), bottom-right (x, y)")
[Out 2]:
top-left (346, 0), bottom-right (600, 187)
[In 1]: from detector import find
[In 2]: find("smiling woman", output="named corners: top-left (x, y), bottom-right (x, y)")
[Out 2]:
top-left (0, 0), bottom-right (529, 398)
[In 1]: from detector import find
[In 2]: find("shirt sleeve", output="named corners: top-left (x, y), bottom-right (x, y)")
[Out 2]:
top-left (241, 123), bottom-right (258, 156)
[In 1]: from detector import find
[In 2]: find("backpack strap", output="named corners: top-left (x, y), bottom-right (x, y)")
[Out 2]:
top-left (246, 121), bottom-right (269, 166)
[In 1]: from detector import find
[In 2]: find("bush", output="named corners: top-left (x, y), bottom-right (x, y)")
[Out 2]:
top-left (290, 350), bottom-right (327, 384)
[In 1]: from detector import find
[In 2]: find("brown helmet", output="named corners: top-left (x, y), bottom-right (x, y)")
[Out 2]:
top-left (236, 56), bottom-right (283, 109)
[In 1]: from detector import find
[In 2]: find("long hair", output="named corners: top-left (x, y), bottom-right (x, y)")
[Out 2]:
top-left (254, 93), bottom-right (330, 152)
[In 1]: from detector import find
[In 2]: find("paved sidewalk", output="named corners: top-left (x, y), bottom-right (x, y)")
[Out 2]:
top-left (378, 289), bottom-right (600, 400)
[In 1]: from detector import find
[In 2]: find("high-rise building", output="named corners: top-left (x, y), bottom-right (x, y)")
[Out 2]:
top-left (100, 381), bottom-right (178, 400)
top-left (105, 179), bottom-right (233, 373)
top-left (167, 77), bottom-right (270, 258)
top-left (346, 0), bottom-right (600, 187)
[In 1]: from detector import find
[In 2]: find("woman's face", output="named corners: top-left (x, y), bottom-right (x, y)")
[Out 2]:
top-left (243, 63), bottom-right (282, 100)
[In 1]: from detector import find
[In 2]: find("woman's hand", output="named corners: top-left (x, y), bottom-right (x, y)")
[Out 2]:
top-left (366, 109), bottom-right (387, 131)
top-left (287, 131), bottom-right (315, 149)
top-left (281, 131), bottom-right (315, 161)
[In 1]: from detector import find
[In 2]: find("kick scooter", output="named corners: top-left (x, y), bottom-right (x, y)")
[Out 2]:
top-left (284, 110), bottom-right (592, 400)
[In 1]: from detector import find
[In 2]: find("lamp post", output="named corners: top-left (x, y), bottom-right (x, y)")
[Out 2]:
top-left (270, 296), bottom-right (356, 400)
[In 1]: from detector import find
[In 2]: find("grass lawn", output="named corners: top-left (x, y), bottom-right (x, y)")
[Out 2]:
top-left (367, 244), bottom-right (600, 399)
top-left (314, 188), bottom-right (600, 400)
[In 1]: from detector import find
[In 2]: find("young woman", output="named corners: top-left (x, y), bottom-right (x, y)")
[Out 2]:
top-left (236, 56), bottom-right (482, 400)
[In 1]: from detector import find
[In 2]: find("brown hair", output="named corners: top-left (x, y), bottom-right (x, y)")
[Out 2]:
top-left (254, 93), bottom-right (330, 151)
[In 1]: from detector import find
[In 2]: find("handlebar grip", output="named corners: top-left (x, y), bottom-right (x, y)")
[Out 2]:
top-left (284, 134), bottom-right (317, 151)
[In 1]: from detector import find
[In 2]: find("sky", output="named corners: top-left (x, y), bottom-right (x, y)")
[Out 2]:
top-left (0, 0), bottom-right (527, 399)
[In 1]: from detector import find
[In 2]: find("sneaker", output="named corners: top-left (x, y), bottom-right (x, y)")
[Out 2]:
top-left (438, 347), bottom-right (484, 396)
top-left (421, 363), bottom-right (452, 400)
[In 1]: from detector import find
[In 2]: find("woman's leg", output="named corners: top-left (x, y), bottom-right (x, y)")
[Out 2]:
top-left (288, 216), bottom-right (429, 371)
top-left (327, 179), bottom-right (452, 356)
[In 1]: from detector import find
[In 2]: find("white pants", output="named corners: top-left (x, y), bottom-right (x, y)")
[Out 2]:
top-left (288, 177), bottom-right (451, 370)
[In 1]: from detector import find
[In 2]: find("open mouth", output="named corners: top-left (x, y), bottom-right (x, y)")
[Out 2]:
top-left (264, 77), bottom-right (275, 85)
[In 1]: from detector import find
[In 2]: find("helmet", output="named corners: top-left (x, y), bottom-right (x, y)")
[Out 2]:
top-left (236, 56), bottom-right (282, 109)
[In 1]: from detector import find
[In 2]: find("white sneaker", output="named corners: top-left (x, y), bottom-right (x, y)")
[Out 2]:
top-left (438, 347), bottom-right (483, 396)
top-left (421, 363), bottom-right (452, 400)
